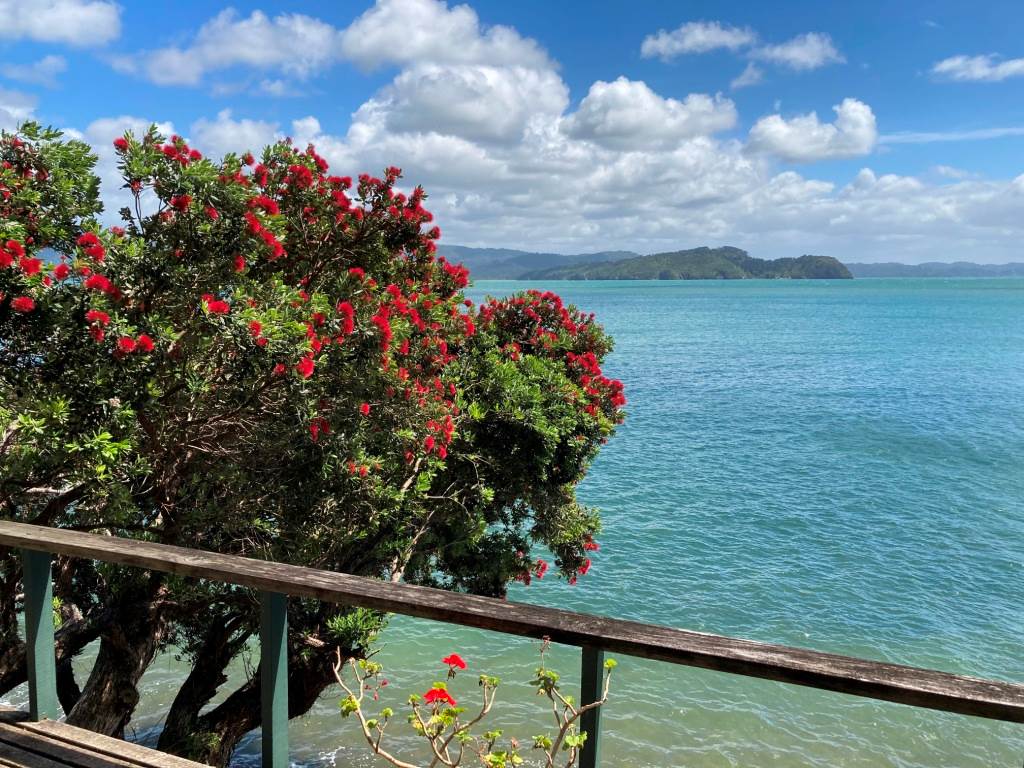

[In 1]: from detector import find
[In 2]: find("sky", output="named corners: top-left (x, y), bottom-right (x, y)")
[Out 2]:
top-left (1, 0), bottom-right (1024, 263)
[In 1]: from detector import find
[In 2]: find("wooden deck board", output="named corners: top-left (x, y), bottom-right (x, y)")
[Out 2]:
top-left (0, 708), bottom-right (205, 768)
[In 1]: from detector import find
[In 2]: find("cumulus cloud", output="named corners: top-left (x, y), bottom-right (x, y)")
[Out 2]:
top-left (0, 0), bottom-right (120, 46)
top-left (366, 63), bottom-right (568, 143)
top-left (69, 0), bottom-right (1024, 264)
top-left (752, 32), bottom-right (844, 70)
top-left (931, 54), bottom-right (1024, 82)
top-left (340, 0), bottom-right (551, 70)
top-left (564, 78), bottom-right (736, 148)
top-left (730, 62), bottom-right (763, 89)
top-left (115, 9), bottom-right (344, 86)
top-left (747, 98), bottom-right (877, 162)
top-left (640, 21), bottom-right (756, 60)
top-left (190, 110), bottom-right (281, 159)
top-left (0, 88), bottom-right (37, 131)
top-left (1, 56), bottom-right (68, 89)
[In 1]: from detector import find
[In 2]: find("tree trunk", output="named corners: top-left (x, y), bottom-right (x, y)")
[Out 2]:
top-left (66, 574), bottom-right (168, 737)
top-left (157, 615), bottom-right (250, 757)
top-left (176, 639), bottom-right (341, 766)
top-left (0, 603), bottom-right (107, 698)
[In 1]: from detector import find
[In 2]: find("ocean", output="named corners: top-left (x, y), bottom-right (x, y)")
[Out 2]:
top-left (9, 278), bottom-right (1024, 766)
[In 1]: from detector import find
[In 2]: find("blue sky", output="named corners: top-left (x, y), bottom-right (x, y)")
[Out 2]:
top-left (2, 0), bottom-right (1024, 262)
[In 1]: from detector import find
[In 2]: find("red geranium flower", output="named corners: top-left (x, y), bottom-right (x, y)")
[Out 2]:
top-left (442, 654), bottom-right (466, 670)
top-left (423, 687), bottom-right (457, 708)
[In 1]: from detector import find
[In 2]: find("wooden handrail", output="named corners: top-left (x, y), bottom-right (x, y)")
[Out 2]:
top-left (2, 520), bottom-right (1022, 725)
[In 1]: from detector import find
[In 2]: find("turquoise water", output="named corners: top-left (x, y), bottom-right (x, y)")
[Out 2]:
top-left (9, 279), bottom-right (1024, 766)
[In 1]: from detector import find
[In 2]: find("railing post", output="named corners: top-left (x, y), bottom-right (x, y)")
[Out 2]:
top-left (260, 591), bottom-right (288, 768)
top-left (579, 645), bottom-right (604, 768)
top-left (20, 549), bottom-right (59, 721)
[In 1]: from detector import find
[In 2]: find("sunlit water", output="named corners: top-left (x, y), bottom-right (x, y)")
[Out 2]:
top-left (6, 279), bottom-right (1024, 766)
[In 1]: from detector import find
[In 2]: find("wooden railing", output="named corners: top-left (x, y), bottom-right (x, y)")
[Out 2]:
top-left (1, 520), bottom-right (1021, 767)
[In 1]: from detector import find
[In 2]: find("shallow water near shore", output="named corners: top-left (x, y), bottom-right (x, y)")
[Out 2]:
top-left (8, 278), bottom-right (1024, 766)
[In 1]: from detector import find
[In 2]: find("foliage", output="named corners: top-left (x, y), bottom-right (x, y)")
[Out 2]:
top-left (334, 640), bottom-right (615, 768)
top-left (0, 122), bottom-right (625, 762)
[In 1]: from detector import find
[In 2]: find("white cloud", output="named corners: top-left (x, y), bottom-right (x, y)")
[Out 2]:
top-left (340, 0), bottom-right (551, 70)
top-left (0, 88), bottom-right (37, 130)
top-left (730, 62), bottom-right (763, 90)
top-left (69, 0), bottom-right (1024, 265)
top-left (640, 21), bottom-right (756, 60)
top-left (933, 165), bottom-right (975, 180)
top-left (190, 110), bottom-right (281, 159)
top-left (0, 0), bottom-right (120, 46)
top-left (564, 78), bottom-right (736, 148)
top-left (1, 56), bottom-right (68, 88)
top-left (747, 98), bottom-right (877, 162)
top-left (118, 9), bottom-right (344, 86)
top-left (752, 32), bottom-right (844, 71)
top-left (366, 63), bottom-right (568, 143)
top-left (931, 54), bottom-right (1024, 82)
top-left (880, 125), bottom-right (1024, 144)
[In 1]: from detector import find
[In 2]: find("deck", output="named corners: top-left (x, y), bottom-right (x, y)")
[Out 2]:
top-left (0, 708), bottom-right (203, 768)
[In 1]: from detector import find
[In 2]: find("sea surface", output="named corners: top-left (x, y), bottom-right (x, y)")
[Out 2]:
top-left (8, 278), bottom-right (1024, 766)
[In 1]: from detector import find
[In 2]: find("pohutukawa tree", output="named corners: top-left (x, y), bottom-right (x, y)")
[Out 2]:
top-left (0, 123), bottom-right (625, 765)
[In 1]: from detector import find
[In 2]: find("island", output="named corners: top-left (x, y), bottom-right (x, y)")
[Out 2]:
top-left (521, 246), bottom-right (852, 280)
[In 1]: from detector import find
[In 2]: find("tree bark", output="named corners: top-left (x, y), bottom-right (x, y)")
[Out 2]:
top-left (176, 638), bottom-right (341, 766)
top-left (157, 615), bottom-right (251, 756)
top-left (65, 574), bottom-right (168, 737)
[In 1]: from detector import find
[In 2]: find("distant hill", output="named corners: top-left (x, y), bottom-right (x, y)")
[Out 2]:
top-left (521, 246), bottom-right (852, 280)
top-left (847, 262), bottom-right (1024, 278)
top-left (438, 245), bottom-right (637, 279)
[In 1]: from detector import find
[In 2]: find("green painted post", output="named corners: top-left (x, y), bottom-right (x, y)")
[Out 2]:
top-left (20, 549), bottom-right (59, 721)
top-left (579, 645), bottom-right (605, 768)
top-left (260, 591), bottom-right (289, 768)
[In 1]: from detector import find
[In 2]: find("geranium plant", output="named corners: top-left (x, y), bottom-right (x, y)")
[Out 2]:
top-left (0, 122), bottom-right (624, 764)
top-left (335, 640), bottom-right (616, 767)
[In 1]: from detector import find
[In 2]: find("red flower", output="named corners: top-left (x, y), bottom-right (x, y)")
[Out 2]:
top-left (110, 227), bottom-right (125, 237)
top-left (202, 294), bottom-right (230, 315)
top-left (337, 301), bottom-right (355, 335)
top-left (89, 326), bottom-right (105, 342)
top-left (0, 251), bottom-right (12, 269)
top-left (4, 240), bottom-right (25, 258)
top-left (52, 263), bottom-right (70, 280)
top-left (423, 687), bottom-right (457, 707)
top-left (424, 435), bottom-right (435, 452)
top-left (113, 137), bottom-right (129, 152)
top-left (295, 355), bottom-right (315, 379)
top-left (442, 654), bottom-right (466, 670)
top-left (579, 558), bottom-right (592, 576)
top-left (583, 538), bottom-right (600, 552)
top-left (86, 309), bottom-right (110, 326)
top-left (84, 274), bottom-right (113, 293)
top-left (19, 257), bottom-right (42, 276)
top-left (535, 559), bottom-right (549, 579)
top-left (359, 402), bottom-right (371, 417)
top-left (206, 206), bottom-right (220, 220)
top-left (273, 363), bottom-right (286, 376)
top-left (117, 336), bottom-right (137, 354)
top-left (169, 194), bottom-right (192, 212)
top-left (136, 334), bottom-right (155, 352)
top-left (233, 254), bottom-right (246, 272)
top-left (84, 244), bottom-right (106, 262)
top-left (10, 296), bottom-right (35, 313)
top-left (248, 195), bottom-right (279, 216)
top-left (248, 320), bottom-right (262, 338)
top-left (348, 267), bottom-right (365, 280)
